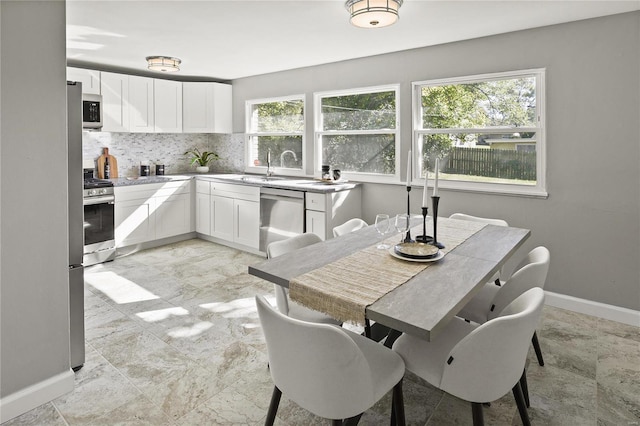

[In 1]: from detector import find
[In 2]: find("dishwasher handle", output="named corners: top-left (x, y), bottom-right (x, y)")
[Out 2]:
top-left (260, 187), bottom-right (305, 199)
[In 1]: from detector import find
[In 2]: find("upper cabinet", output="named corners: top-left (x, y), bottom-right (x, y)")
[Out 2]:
top-left (75, 67), bottom-right (231, 134)
top-left (101, 72), bottom-right (130, 132)
top-left (128, 75), bottom-right (155, 133)
top-left (183, 82), bottom-right (232, 134)
top-left (67, 67), bottom-right (101, 95)
top-left (154, 79), bottom-right (183, 133)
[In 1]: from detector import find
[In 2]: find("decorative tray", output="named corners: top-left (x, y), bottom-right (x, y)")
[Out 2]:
top-left (389, 247), bottom-right (443, 263)
top-left (393, 242), bottom-right (439, 259)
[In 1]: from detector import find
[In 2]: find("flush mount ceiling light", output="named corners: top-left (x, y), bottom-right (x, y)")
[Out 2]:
top-left (345, 0), bottom-right (403, 28)
top-left (146, 56), bottom-right (181, 72)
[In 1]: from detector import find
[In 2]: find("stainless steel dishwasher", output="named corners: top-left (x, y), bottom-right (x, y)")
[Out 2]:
top-left (259, 187), bottom-right (305, 252)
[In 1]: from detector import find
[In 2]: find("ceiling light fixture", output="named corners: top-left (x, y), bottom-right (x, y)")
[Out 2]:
top-left (345, 0), bottom-right (403, 28)
top-left (146, 56), bottom-right (181, 72)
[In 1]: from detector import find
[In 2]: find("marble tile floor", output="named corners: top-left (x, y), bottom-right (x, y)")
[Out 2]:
top-left (5, 239), bottom-right (639, 425)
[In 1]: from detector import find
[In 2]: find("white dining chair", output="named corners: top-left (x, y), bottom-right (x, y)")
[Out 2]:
top-left (255, 295), bottom-right (406, 425)
top-left (266, 233), bottom-right (341, 325)
top-left (333, 218), bottom-right (368, 238)
top-left (449, 212), bottom-right (508, 285)
top-left (456, 246), bottom-right (550, 367)
top-left (392, 288), bottom-right (545, 426)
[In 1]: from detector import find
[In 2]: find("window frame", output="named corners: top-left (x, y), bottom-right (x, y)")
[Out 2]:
top-left (244, 94), bottom-right (307, 176)
top-left (314, 84), bottom-right (401, 183)
top-left (412, 69), bottom-right (547, 198)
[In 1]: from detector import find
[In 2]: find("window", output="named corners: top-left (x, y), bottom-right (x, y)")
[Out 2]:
top-left (413, 69), bottom-right (545, 195)
top-left (245, 95), bottom-right (305, 172)
top-left (315, 85), bottom-right (400, 180)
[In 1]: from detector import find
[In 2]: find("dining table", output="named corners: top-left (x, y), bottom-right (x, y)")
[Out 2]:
top-left (248, 216), bottom-right (530, 342)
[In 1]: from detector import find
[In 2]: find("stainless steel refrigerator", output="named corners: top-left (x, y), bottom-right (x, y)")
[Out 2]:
top-left (67, 81), bottom-right (85, 371)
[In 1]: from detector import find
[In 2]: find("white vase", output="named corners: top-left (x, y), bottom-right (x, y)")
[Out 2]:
top-left (196, 166), bottom-right (210, 173)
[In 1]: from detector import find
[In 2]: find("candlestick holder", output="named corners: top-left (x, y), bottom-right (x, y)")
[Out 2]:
top-left (415, 207), bottom-right (432, 244)
top-left (431, 195), bottom-right (445, 249)
top-left (404, 186), bottom-right (414, 243)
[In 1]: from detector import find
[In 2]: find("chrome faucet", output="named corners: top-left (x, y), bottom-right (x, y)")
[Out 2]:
top-left (280, 150), bottom-right (298, 167)
top-left (266, 149), bottom-right (273, 177)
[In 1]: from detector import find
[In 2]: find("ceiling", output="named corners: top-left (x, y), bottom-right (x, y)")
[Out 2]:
top-left (66, 1), bottom-right (640, 81)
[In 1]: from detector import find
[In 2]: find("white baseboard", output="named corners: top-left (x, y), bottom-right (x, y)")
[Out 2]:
top-left (0, 369), bottom-right (74, 423)
top-left (545, 291), bottom-right (640, 327)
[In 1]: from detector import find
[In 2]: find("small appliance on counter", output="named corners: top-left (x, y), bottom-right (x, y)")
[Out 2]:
top-left (140, 164), bottom-right (150, 176)
top-left (155, 164), bottom-right (165, 175)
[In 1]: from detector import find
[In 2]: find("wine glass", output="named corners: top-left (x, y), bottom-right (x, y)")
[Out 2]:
top-left (375, 214), bottom-right (391, 249)
top-left (394, 214), bottom-right (410, 243)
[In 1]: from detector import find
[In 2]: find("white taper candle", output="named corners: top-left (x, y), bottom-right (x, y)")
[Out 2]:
top-left (433, 158), bottom-right (440, 197)
top-left (422, 163), bottom-right (429, 207)
top-left (406, 150), bottom-right (412, 187)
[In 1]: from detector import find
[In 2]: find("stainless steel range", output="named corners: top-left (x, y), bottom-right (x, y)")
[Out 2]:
top-left (83, 172), bottom-right (115, 266)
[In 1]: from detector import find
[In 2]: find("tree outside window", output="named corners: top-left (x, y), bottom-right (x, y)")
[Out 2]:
top-left (414, 70), bottom-right (544, 188)
top-left (246, 96), bottom-right (304, 170)
top-left (316, 86), bottom-right (399, 176)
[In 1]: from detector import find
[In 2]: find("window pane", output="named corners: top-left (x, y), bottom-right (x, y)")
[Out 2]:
top-left (321, 134), bottom-right (395, 174)
top-left (420, 132), bottom-right (537, 185)
top-left (248, 136), bottom-right (303, 169)
top-left (250, 100), bottom-right (304, 133)
top-left (421, 77), bottom-right (536, 129)
top-left (321, 91), bottom-right (396, 131)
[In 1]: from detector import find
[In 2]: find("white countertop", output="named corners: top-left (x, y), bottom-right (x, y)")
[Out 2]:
top-left (110, 173), bottom-right (358, 193)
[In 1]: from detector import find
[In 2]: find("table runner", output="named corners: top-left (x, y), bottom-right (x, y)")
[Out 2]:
top-left (289, 218), bottom-right (488, 325)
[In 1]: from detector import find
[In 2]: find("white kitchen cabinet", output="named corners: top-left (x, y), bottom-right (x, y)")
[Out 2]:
top-left (115, 198), bottom-right (155, 247)
top-left (234, 198), bottom-right (260, 248)
top-left (304, 187), bottom-right (362, 240)
top-left (197, 180), bottom-right (259, 250)
top-left (195, 180), bottom-right (211, 235)
top-left (101, 72), bottom-right (130, 132)
top-left (183, 82), bottom-right (232, 133)
top-left (129, 75), bottom-right (155, 133)
top-left (67, 67), bottom-right (101, 95)
top-left (156, 192), bottom-right (191, 239)
top-left (115, 180), bottom-right (193, 248)
top-left (211, 195), bottom-right (235, 241)
top-left (154, 79), bottom-right (182, 133)
top-left (305, 209), bottom-right (326, 241)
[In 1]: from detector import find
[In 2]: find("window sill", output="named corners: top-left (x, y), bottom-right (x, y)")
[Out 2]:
top-left (363, 179), bottom-right (548, 199)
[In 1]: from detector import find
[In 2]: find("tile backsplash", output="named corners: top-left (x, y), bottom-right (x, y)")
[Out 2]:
top-left (83, 132), bottom-right (245, 177)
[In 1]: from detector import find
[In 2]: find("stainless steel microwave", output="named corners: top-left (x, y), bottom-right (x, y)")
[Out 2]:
top-left (82, 94), bottom-right (102, 129)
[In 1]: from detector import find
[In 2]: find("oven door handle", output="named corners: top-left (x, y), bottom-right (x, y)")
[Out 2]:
top-left (83, 195), bottom-right (115, 206)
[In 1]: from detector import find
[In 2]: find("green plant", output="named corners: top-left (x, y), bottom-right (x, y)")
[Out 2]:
top-left (184, 148), bottom-right (219, 166)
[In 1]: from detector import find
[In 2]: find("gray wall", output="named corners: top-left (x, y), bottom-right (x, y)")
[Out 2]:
top-left (1, 0), bottom-right (71, 397)
top-left (232, 12), bottom-right (640, 311)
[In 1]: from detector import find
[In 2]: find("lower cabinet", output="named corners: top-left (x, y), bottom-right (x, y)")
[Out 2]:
top-left (305, 210), bottom-right (326, 240)
top-left (195, 191), bottom-right (211, 235)
top-left (115, 180), bottom-right (193, 248)
top-left (115, 198), bottom-right (155, 247)
top-left (305, 187), bottom-right (362, 240)
top-left (197, 180), bottom-right (260, 250)
top-left (211, 195), bottom-right (234, 241)
top-left (234, 198), bottom-right (260, 248)
top-left (156, 193), bottom-right (192, 239)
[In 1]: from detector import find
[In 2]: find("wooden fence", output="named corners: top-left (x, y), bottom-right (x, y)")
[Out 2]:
top-left (442, 147), bottom-right (536, 181)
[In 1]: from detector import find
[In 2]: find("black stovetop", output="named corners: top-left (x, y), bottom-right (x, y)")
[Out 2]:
top-left (84, 177), bottom-right (114, 189)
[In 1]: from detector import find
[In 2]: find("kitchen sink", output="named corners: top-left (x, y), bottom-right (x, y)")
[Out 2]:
top-left (240, 176), bottom-right (288, 183)
top-left (219, 174), bottom-right (288, 184)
